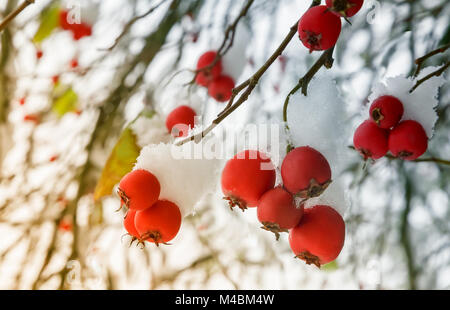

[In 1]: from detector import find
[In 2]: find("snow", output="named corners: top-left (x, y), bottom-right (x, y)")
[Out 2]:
top-left (134, 143), bottom-right (222, 217)
top-left (286, 75), bottom-right (353, 215)
top-left (221, 23), bottom-right (251, 82)
top-left (366, 66), bottom-right (446, 138)
top-left (129, 113), bottom-right (171, 148)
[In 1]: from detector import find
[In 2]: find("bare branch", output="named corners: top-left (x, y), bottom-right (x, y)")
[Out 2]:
top-left (0, 0), bottom-right (35, 32)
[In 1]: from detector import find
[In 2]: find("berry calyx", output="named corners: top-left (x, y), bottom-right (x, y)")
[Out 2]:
top-left (369, 95), bottom-right (404, 129)
top-left (195, 51), bottom-right (223, 87)
top-left (222, 150), bottom-right (276, 211)
top-left (118, 169), bottom-right (161, 211)
top-left (257, 187), bottom-right (304, 241)
top-left (165, 105), bottom-right (197, 137)
top-left (281, 146), bottom-right (332, 199)
top-left (298, 5), bottom-right (342, 52)
top-left (325, 0), bottom-right (364, 18)
top-left (134, 200), bottom-right (182, 246)
top-left (353, 120), bottom-right (389, 160)
top-left (388, 120), bottom-right (428, 161)
top-left (208, 75), bottom-right (235, 102)
top-left (289, 205), bottom-right (345, 268)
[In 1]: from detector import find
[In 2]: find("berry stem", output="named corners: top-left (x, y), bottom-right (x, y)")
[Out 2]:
top-left (0, 0), bottom-right (35, 33)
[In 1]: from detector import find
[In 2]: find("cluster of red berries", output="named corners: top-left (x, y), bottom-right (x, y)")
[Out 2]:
top-left (118, 169), bottom-right (182, 246)
top-left (298, 1), bottom-right (364, 52)
top-left (354, 95), bottom-right (428, 161)
top-left (221, 148), bottom-right (345, 268)
top-left (165, 105), bottom-right (197, 138)
top-left (195, 51), bottom-right (235, 102)
top-left (59, 10), bottom-right (93, 41)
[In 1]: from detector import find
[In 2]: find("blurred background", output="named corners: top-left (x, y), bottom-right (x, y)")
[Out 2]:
top-left (0, 0), bottom-right (449, 290)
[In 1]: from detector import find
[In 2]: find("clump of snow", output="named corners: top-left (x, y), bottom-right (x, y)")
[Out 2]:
top-left (304, 180), bottom-right (348, 216)
top-left (134, 143), bottom-right (222, 217)
top-left (130, 113), bottom-right (171, 148)
top-left (366, 66), bottom-right (446, 138)
top-left (221, 22), bottom-right (251, 82)
top-left (286, 75), bottom-right (353, 177)
top-left (286, 75), bottom-right (352, 215)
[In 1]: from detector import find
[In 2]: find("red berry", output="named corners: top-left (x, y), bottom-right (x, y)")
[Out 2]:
top-left (134, 200), bottom-right (182, 245)
top-left (222, 150), bottom-right (276, 211)
top-left (208, 75), bottom-right (235, 102)
top-left (36, 49), bottom-right (43, 59)
top-left (370, 95), bottom-right (404, 129)
top-left (49, 155), bottom-right (59, 162)
top-left (257, 187), bottom-right (304, 240)
top-left (388, 120), bottom-right (428, 161)
top-left (59, 10), bottom-right (71, 30)
top-left (325, 0), bottom-right (364, 18)
top-left (52, 75), bottom-right (60, 85)
top-left (19, 97), bottom-right (26, 105)
top-left (72, 22), bottom-right (92, 40)
top-left (298, 5), bottom-right (342, 52)
top-left (123, 209), bottom-right (140, 239)
top-left (195, 51), bottom-right (222, 87)
top-left (24, 114), bottom-right (40, 123)
top-left (165, 105), bottom-right (196, 137)
top-left (289, 205), bottom-right (345, 267)
top-left (118, 169), bottom-right (161, 211)
top-left (70, 58), bottom-right (79, 68)
top-left (353, 120), bottom-right (389, 160)
top-left (58, 218), bottom-right (73, 232)
top-left (281, 147), bottom-right (332, 199)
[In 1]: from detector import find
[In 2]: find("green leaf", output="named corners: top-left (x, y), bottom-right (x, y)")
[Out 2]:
top-left (94, 127), bottom-right (141, 201)
top-left (52, 88), bottom-right (78, 117)
top-left (322, 261), bottom-right (339, 272)
top-left (33, 4), bottom-right (61, 44)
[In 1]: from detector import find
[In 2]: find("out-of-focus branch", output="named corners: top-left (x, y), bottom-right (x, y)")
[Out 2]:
top-left (0, 0), bottom-right (35, 32)
top-left (101, 0), bottom-right (169, 51)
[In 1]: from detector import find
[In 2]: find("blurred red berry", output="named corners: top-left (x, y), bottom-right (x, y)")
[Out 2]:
top-left (165, 105), bottom-right (197, 137)
top-left (208, 75), bottom-right (235, 102)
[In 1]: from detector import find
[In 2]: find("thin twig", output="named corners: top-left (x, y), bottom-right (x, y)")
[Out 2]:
top-left (0, 0), bottom-right (34, 32)
top-left (410, 61), bottom-right (450, 93)
top-left (413, 43), bottom-right (450, 77)
top-left (100, 0), bottom-right (169, 51)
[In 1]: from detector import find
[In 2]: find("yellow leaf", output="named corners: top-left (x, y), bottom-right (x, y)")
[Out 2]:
top-left (33, 4), bottom-right (61, 44)
top-left (93, 128), bottom-right (141, 201)
top-left (53, 88), bottom-right (78, 117)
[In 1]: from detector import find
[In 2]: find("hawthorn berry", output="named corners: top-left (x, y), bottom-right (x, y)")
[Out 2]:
top-left (24, 114), bottom-right (40, 124)
top-left (195, 51), bottom-right (222, 87)
top-left (388, 120), bottom-right (428, 161)
top-left (353, 120), bottom-right (389, 160)
top-left (208, 75), bottom-right (235, 102)
top-left (71, 22), bottom-right (92, 40)
top-left (36, 49), bottom-right (43, 59)
top-left (298, 5), bottom-right (342, 52)
top-left (289, 205), bottom-right (345, 268)
top-left (70, 58), bottom-right (79, 69)
top-left (118, 169), bottom-right (161, 211)
top-left (134, 200), bottom-right (182, 246)
top-left (325, 0), bottom-right (364, 18)
top-left (281, 146), bottom-right (332, 199)
top-left (221, 150), bottom-right (276, 211)
top-left (123, 209), bottom-right (140, 240)
top-left (19, 97), bottom-right (26, 106)
top-left (166, 105), bottom-right (197, 137)
top-left (52, 75), bottom-right (60, 85)
top-left (59, 10), bottom-right (71, 30)
top-left (370, 95), bottom-right (404, 129)
top-left (257, 187), bottom-right (304, 240)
